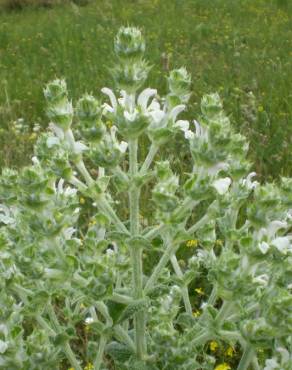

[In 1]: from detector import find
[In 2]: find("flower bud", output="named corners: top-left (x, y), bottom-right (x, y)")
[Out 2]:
top-left (152, 161), bottom-right (179, 212)
top-left (76, 94), bottom-right (101, 123)
top-left (76, 94), bottom-right (104, 141)
top-left (44, 79), bottom-right (68, 105)
top-left (168, 67), bottom-right (191, 103)
top-left (112, 60), bottom-right (150, 93)
top-left (47, 101), bottom-right (73, 131)
top-left (114, 26), bottom-right (145, 60)
top-left (201, 93), bottom-right (223, 118)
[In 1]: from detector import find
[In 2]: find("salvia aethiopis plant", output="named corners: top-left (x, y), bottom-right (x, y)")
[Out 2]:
top-left (0, 26), bottom-right (292, 370)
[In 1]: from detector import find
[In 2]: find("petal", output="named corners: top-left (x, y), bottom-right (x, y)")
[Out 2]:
top-left (258, 241), bottom-right (270, 254)
top-left (137, 88), bottom-right (157, 111)
top-left (266, 220), bottom-right (287, 239)
top-left (119, 141), bottom-right (128, 153)
top-left (272, 236), bottom-right (291, 254)
top-left (101, 87), bottom-right (117, 112)
top-left (148, 98), bottom-right (160, 111)
top-left (169, 104), bottom-right (185, 121)
top-left (212, 177), bottom-right (232, 195)
top-left (74, 141), bottom-right (88, 154)
top-left (174, 119), bottom-right (189, 132)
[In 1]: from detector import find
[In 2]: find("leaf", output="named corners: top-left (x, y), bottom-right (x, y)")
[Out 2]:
top-left (105, 341), bottom-right (134, 362)
top-left (116, 298), bottom-right (149, 324)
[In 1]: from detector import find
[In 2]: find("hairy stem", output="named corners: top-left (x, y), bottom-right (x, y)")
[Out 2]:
top-left (114, 325), bottom-right (135, 352)
top-left (237, 345), bottom-right (255, 370)
top-left (144, 240), bottom-right (179, 294)
top-left (139, 143), bottom-right (158, 174)
top-left (170, 255), bottom-right (192, 315)
top-left (129, 138), bottom-right (146, 359)
top-left (47, 303), bottom-right (82, 370)
top-left (94, 334), bottom-right (107, 370)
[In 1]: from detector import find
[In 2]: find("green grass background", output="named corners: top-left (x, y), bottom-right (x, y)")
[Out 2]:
top-left (0, 0), bottom-right (291, 179)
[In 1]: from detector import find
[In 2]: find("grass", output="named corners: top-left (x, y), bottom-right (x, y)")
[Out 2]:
top-left (0, 0), bottom-right (291, 179)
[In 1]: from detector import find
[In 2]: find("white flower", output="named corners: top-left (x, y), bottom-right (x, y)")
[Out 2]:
top-left (46, 136), bottom-right (60, 148)
top-left (258, 241), bottom-right (270, 254)
top-left (63, 227), bottom-right (76, 240)
top-left (207, 162), bottom-right (229, 176)
top-left (271, 236), bottom-right (292, 255)
top-left (263, 358), bottom-right (279, 370)
top-left (137, 88), bottom-right (157, 111)
top-left (266, 220), bottom-right (287, 239)
top-left (240, 172), bottom-right (259, 190)
top-left (0, 204), bottom-right (14, 225)
top-left (101, 87), bottom-right (117, 113)
top-left (49, 122), bottom-right (64, 139)
top-left (124, 109), bottom-right (138, 122)
top-left (109, 126), bottom-right (128, 153)
top-left (73, 141), bottom-right (88, 155)
top-left (56, 179), bottom-right (77, 197)
top-left (31, 156), bottom-right (40, 165)
top-left (252, 274), bottom-right (269, 286)
top-left (212, 177), bottom-right (232, 195)
top-left (193, 120), bottom-right (208, 140)
top-left (85, 317), bottom-right (94, 325)
top-left (276, 347), bottom-right (290, 364)
top-left (0, 340), bottom-right (8, 354)
top-left (119, 141), bottom-right (128, 153)
top-left (174, 120), bottom-right (193, 138)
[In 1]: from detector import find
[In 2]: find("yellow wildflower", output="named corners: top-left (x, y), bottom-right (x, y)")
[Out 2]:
top-left (215, 239), bottom-right (223, 247)
top-left (215, 363), bottom-right (231, 370)
top-left (29, 133), bottom-right (37, 140)
top-left (80, 197), bottom-right (85, 205)
top-left (84, 363), bottom-right (94, 370)
top-left (186, 239), bottom-right (199, 248)
top-left (68, 368), bottom-right (75, 370)
top-left (225, 346), bottom-right (235, 357)
top-left (88, 220), bottom-right (97, 227)
top-left (209, 340), bottom-right (219, 352)
top-left (257, 105), bottom-right (264, 112)
top-left (195, 287), bottom-right (204, 295)
top-left (192, 310), bottom-right (201, 317)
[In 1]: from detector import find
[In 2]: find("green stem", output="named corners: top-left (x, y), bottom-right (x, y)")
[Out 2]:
top-left (215, 301), bottom-right (235, 323)
top-left (237, 345), bottom-right (254, 370)
top-left (47, 303), bottom-right (82, 370)
top-left (99, 197), bottom-right (129, 235)
top-left (143, 223), bottom-right (165, 240)
top-left (94, 335), bottom-right (107, 370)
top-left (252, 356), bottom-right (260, 370)
top-left (144, 240), bottom-right (179, 294)
top-left (110, 292), bottom-right (134, 304)
top-left (139, 143), bottom-right (158, 174)
top-left (114, 325), bottom-right (135, 352)
top-left (207, 285), bottom-right (218, 306)
top-left (191, 330), bottom-right (211, 347)
top-left (129, 139), bottom-right (146, 359)
top-left (170, 255), bottom-right (192, 315)
top-left (36, 315), bottom-right (56, 336)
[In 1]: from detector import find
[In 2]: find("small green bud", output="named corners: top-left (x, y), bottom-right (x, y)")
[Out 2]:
top-left (76, 94), bottom-right (104, 141)
top-left (47, 101), bottom-right (73, 131)
top-left (112, 60), bottom-right (150, 93)
top-left (44, 79), bottom-right (68, 105)
top-left (76, 94), bottom-right (101, 123)
top-left (201, 93), bottom-right (223, 118)
top-left (168, 67), bottom-right (191, 103)
top-left (114, 26), bottom-right (145, 60)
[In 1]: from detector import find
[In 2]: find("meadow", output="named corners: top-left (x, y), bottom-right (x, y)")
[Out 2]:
top-left (0, 0), bottom-right (291, 178)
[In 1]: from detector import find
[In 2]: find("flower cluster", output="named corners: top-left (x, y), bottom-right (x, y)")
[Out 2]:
top-left (0, 26), bottom-right (291, 370)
